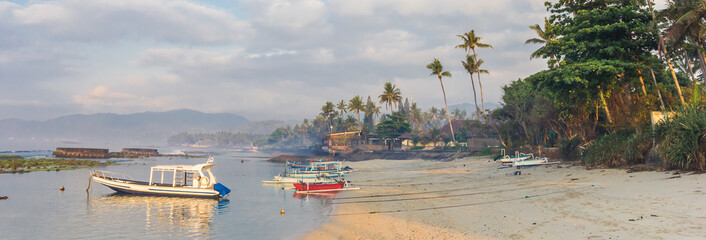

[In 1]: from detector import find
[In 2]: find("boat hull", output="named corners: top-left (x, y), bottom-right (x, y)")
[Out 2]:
top-left (513, 158), bottom-right (549, 167)
top-left (92, 176), bottom-right (220, 199)
top-left (293, 181), bottom-right (345, 191)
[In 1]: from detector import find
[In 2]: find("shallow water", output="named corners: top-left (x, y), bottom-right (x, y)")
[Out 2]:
top-left (0, 150), bottom-right (334, 239)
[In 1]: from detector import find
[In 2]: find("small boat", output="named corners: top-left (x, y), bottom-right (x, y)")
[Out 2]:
top-left (263, 173), bottom-right (337, 184)
top-left (286, 159), bottom-right (323, 169)
top-left (293, 179), bottom-right (360, 193)
top-left (298, 161), bottom-right (354, 174)
top-left (90, 156), bottom-right (231, 198)
top-left (512, 157), bottom-right (550, 168)
top-left (497, 149), bottom-right (534, 163)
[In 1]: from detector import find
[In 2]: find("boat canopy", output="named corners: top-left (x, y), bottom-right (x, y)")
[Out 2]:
top-left (148, 162), bottom-right (217, 188)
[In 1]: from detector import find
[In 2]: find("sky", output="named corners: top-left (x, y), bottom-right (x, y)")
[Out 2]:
top-left (0, 0), bottom-right (669, 121)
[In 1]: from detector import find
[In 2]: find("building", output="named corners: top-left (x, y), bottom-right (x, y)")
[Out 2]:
top-left (53, 147), bottom-right (110, 159)
top-left (121, 148), bottom-right (159, 156)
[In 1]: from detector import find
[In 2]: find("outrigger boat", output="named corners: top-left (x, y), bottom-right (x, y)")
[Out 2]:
top-left (293, 179), bottom-right (359, 193)
top-left (263, 161), bottom-right (352, 184)
top-left (512, 157), bottom-right (551, 168)
top-left (497, 149), bottom-right (534, 163)
top-left (90, 156), bottom-right (231, 198)
top-left (286, 158), bottom-right (323, 169)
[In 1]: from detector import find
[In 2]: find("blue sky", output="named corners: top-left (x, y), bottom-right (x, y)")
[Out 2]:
top-left (0, 0), bottom-right (669, 121)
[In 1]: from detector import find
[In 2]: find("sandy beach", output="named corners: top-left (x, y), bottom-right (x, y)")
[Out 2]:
top-left (304, 156), bottom-right (706, 239)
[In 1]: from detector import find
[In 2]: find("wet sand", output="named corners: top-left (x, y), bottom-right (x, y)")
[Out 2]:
top-left (304, 156), bottom-right (706, 239)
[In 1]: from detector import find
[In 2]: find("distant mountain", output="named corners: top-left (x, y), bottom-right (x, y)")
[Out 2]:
top-left (229, 120), bottom-right (289, 135)
top-left (0, 109), bottom-right (248, 150)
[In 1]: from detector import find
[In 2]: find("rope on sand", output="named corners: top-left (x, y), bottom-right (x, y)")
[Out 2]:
top-left (330, 187), bottom-right (590, 216)
top-left (335, 182), bottom-right (546, 200)
top-left (333, 185), bottom-right (553, 204)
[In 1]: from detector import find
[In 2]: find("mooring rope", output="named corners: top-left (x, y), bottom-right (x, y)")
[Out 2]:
top-left (329, 187), bottom-right (587, 216)
top-left (333, 185), bottom-right (552, 204)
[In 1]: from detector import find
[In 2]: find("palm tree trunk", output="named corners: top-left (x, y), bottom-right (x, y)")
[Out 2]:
top-left (472, 49), bottom-right (486, 114)
top-left (356, 111), bottom-right (361, 130)
top-left (468, 74), bottom-right (481, 120)
top-left (684, 50), bottom-right (698, 86)
top-left (599, 86), bottom-right (613, 124)
top-left (438, 76), bottom-right (456, 142)
top-left (649, 68), bottom-right (667, 111)
top-left (664, 51), bottom-right (686, 107)
top-left (637, 69), bottom-right (648, 95)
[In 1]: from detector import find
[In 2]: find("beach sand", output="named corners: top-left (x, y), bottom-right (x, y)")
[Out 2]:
top-left (303, 156), bottom-right (706, 239)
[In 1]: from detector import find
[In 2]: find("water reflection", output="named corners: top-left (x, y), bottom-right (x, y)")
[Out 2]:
top-left (89, 194), bottom-right (228, 238)
top-left (292, 192), bottom-right (339, 202)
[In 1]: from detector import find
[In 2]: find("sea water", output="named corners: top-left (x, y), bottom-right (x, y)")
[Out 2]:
top-left (0, 150), bottom-right (333, 239)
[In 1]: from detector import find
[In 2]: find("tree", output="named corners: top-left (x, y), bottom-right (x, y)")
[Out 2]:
top-left (375, 111), bottom-right (411, 149)
top-left (455, 30), bottom-right (493, 112)
top-left (661, 0), bottom-right (706, 103)
top-left (529, 0), bottom-right (665, 138)
top-left (462, 54), bottom-right (488, 119)
top-left (348, 95), bottom-right (364, 130)
top-left (426, 58), bottom-right (456, 142)
top-left (525, 17), bottom-right (557, 66)
top-left (337, 100), bottom-right (347, 117)
top-left (378, 82), bottom-right (402, 112)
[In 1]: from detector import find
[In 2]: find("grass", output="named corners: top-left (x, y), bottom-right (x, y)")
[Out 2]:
top-left (582, 130), bottom-right (651, 168)
top-left (654, 107), bottom-right (706, 171)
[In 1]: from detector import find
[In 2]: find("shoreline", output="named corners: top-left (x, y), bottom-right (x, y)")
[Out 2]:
top-left (304, 156), bottom-right (706, 239)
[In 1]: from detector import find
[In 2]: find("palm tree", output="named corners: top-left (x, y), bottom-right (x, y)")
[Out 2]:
top-left (378, 82), bottom-right (402, 112)
top-left (452, 108), bottom-right (463, 120)
top-left (320, 101), bottom-right (336, 131)
top-left (525, 17), bottom-right (556, 63)
top-left (347, 95), bottom-right (364, 129)
top-left (410, 102), bottom-right (422, 130)
top-left (662, 0), bottom-right (706, 101)
top-left (455, 30), bottom-right (493, 113)
top-left (365, 96), bottom-right (381, 126)
top-left (462, 54), bottom-right (482, 119)
top-left (336, 100), bottom-right (347, 118)
top-left (426, 58), bottom-right (455, 142)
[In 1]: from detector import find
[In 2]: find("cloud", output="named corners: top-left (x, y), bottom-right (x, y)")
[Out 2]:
top-left (1, 0), bottom-right (254, 44)
top-left (3, 0), bottom-right (665, 122)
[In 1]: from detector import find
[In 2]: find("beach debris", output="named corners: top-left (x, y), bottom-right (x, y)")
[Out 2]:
top-left (556, 165), bottom-right (563, 168)
top-left (514, 171), bottom-right (522, 176)
top-left (570, 178), bottom-right (579, 181)
top-left (629, 216), bottom-right (644, 221)
top-left (566, 174), bottom-right (572, 176)
top-left (650, 214), bottom-right (658, 217)
top-left (667, 175), bottom-right (681, 179)
top-left (0, 196), bottom-right (7, 200)
top-left (280, 209), bottom-right (285, 215)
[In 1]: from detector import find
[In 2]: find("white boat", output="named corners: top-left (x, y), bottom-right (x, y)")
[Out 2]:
top-left (512, 157), bottom-right (550, 168)
top-left (498, 149), bottom-right (534, 163)
top-left (90, 156), bottom-right (230, 198)
top-left (262, 171), bottom-right (345, 184)
top-left (298, 161), bottom-right (354, 174)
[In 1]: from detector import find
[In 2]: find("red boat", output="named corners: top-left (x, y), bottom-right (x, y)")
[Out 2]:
top-left (293, 180), bottom-right (345, 192)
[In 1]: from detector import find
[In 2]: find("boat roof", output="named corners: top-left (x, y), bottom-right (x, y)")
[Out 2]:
top-left (151, 163), bottom-right (215, 172)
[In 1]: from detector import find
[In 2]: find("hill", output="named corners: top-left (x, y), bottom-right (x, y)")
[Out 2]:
top-left (0, 109), bottom-right (248, 150)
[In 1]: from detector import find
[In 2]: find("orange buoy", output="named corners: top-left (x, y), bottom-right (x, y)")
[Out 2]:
top-left (280, 209), bottom-right (285, 215)
top-left (60, 186), bottom-right (65, 191)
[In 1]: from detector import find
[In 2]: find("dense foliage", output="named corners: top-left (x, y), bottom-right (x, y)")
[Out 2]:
top-left (491, 0), bottom-right (705, 170)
